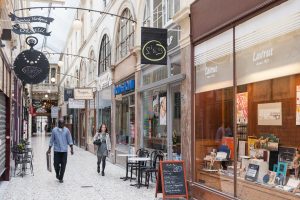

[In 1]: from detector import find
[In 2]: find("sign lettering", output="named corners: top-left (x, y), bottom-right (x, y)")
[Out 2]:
top-left (141, 27), bottom-right (167, 65)
top-left (12, 24), bottom-right (51, 36)
top-left (9, 12), bottom-right (54, 24)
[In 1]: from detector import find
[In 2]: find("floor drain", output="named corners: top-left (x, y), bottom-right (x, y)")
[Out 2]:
top-left (81, 185), bottom-right (93, 188)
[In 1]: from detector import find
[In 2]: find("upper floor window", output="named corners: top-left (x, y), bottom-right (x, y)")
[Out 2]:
top-left (153, 0), bottom-right (163, 28)
top-left (143, 0), bottom-right (151, 27)
top-left (116, 8), bottom-right (134, 61)
top-left (99, 34), bottom-right (111, 75)
top-left (153, 0), bottom-right (180, 28)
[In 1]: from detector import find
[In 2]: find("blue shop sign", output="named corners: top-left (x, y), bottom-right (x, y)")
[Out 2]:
top-left (114, 79), bottom-right (135, 95)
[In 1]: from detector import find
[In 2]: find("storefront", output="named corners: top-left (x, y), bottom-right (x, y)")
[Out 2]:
top-left (97, 86), bottom-right (112, 134)
top-left (0, 49), bottom-right (12, 181)
top-left (97, 72), bottom-right (113, 136)
top-left (115, 78), bottom-right (135, 155)
top-left (139, 25), bottom-right (185, 160)
top-left (191, 0), bottom-right (300, 199)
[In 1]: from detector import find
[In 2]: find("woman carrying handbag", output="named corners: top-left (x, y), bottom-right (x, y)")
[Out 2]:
top-left (93, 123), bottom-right (111, 176)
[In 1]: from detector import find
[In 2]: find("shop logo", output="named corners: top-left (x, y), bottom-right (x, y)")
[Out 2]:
top-left (253, 48), bottom-right (273, 66)
top-left (205, 65), bottom-right (218, 79)
top-left (141, 27), bottom-right (167, 65)
top-left (142, 40), bottom-right (166, 62)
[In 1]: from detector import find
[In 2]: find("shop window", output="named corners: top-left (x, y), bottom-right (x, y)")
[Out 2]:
top-left (116, 94), bottom-right (135, 147)
top-left (235, 1), bottom-right (300, 198)
top-left (116, 8), bottom-right (134, 61)
top-left (194, 29), bottom-right (234, 196)
top-left (194, 0), bottom-right (300, 198)
top-left (98, 34), bottom-right (111, 75)
top-left (142, 86), bottom-right (168, 153)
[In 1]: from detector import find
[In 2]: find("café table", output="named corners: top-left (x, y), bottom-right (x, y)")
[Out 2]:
top-left (116, 154), bottom-right (137, 181)
top-left (128, 157), bottom-right (151, 188)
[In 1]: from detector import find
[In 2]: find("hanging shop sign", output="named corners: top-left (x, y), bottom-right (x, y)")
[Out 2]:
top-left (9, 12), bottom-right (54, 24)
top-left (13, 36), bottom-right (49, 84)
top-left (74, 88), bottom-right (94, 100)
top-left (51, 106), bottom-right (59, 118)
top-left (12, 24), bottom-right (51, 36)
top-left (114, 79), bottom-right (135, 96)
top-left (68, 98), bottom-right (85, 109)
top-left (64, 89), bottom-right (74, 102)
top-left (141, 27), bottom-right (167, 65)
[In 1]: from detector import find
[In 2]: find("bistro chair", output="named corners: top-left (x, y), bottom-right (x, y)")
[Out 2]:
top-left (130, 149), bottom-right (149, 182)
top-left (144, 151), bottom-right (164, 188)
top-left (140, 150), bottom-right (159, 181)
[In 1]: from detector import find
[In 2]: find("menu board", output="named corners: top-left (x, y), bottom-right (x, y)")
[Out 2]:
top-left (156, 161), bottom-right (188, 199)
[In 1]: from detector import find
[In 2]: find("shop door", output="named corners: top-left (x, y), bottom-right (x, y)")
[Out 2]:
top-left (170, 84), bottom-right (181, 160)
top-left (79, 110), bottom-right (86, 148)
top-left (0, 93), bottom-right (6, 176)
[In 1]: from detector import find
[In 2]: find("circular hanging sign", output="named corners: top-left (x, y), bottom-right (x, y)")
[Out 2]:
top-left (13, 36), bottom-right (49, 84)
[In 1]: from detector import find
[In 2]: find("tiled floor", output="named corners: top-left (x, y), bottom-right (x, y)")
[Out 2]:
top-left (0, 135), bottom-right (160, 200)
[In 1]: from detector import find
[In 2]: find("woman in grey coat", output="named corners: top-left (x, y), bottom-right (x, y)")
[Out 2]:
top-left (93, 124), bottom-right (111, 176)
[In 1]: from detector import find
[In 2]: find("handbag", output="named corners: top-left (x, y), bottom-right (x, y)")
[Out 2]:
top-left (93, 139), bottom-right (102, 146)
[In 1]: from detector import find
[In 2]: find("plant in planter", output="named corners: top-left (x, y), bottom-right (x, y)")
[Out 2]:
top-left (17, 143), bottom-right (25, 152)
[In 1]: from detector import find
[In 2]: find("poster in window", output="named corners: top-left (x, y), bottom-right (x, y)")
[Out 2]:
top-left (258, 102), bottom-right (282, 126)
top-left (160, 94), bottom-right (167, 125)
top-left (236, 92), bottom-right (248, 124)
top-left (153, 95), bottom-right (159, 117)
top-left (297, 105), bottom-right (300, 126)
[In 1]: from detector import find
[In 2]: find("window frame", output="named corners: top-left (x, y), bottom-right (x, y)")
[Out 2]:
top-left (98, 34), bottom-right (111, 75)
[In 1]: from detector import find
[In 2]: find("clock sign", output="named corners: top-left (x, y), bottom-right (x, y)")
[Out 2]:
top-left (141, 27), bottom-right (167, 65)
top-left (13, 36), bottom-right (49, 84)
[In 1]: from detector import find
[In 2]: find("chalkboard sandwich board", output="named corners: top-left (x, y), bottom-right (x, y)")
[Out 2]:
top-left (156, 160), bottom-right (188, 199)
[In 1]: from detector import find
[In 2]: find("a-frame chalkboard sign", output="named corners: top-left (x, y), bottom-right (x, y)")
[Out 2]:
top-left (155, 160), bottom-right (188, 199)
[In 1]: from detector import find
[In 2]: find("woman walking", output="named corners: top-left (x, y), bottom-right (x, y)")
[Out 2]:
top-left (93, 124), bottom-right (111, 176)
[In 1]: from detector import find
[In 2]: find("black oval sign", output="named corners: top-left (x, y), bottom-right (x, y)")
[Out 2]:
top-left (14, 49), bottom-right (49, 84)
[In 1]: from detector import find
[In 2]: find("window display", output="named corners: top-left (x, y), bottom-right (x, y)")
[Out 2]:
top-left (194, 0), bottom-right (300, 198)
top-left (142, 86), bottom-right (168, 152)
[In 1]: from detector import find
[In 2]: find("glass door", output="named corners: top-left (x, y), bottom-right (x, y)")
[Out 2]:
top-left (170, 84), bottom-right (181, 160)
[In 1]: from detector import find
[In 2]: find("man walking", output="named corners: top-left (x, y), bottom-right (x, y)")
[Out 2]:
top-left (47, 119), bottom-right (74, 183)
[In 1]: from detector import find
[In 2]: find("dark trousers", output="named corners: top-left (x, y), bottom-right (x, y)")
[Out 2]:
top-left (54, 152), bottom-right (68, 180)
top-left (97, 155), bottom-right (106, 172)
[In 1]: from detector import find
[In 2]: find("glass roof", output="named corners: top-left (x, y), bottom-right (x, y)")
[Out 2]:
top-left (28, 0), bottom-right (80, 64)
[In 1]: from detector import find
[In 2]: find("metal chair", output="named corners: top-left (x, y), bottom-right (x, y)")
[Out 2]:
top-left (144, 151), bottom-right (164, 188)
top-left (130, 149), bottom-right (149, 182)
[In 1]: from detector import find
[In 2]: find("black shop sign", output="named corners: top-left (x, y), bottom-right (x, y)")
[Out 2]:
top-left (141, 27), bottom-right (167, 65)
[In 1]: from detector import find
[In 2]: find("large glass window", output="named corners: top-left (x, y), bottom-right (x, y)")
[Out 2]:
top-left (194, 0), bottom-right (300, 198)
top-left (116, 94), bottom-right (135, 148)
top-left (194, 29), bottom-right (234, 196)
top-left (98, 34), bottom-right (111, 75)
top-left (116, 9), bottom-right (134, 61)
top-left (235, 1), bottom-right (300, 199)
top-left (142, 86), bottom-right (168, 153)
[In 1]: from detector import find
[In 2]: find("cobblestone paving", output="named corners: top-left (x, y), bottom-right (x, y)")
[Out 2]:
top-left (0, 135), bottom-right (161, 200)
